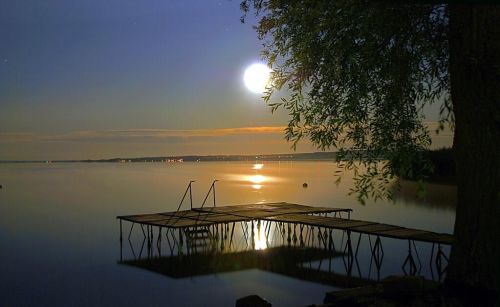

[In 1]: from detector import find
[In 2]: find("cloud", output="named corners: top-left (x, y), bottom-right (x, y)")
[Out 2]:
top-left (0, 132), bottom-right (38, 143)
top-left (0, 124), bottom-right (453, 160)
top-left (85, 126), bottom-right (285, 137)
top-left (0, 126), bottom-right (287, 143)
top-left (0, 123), bottom-right (453, 144)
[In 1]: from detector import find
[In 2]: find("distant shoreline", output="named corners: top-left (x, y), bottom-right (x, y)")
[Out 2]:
top-left (0, 149), bottom-right (456, 184)
top-left (0, 152), bottom-right (339, 164)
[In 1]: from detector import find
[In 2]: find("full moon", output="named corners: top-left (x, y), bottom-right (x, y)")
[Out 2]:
top-left (243, 63), bottom-right (271, 94)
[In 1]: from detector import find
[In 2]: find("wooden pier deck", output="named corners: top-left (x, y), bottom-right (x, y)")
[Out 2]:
top-left (117, 202), bottom-right (351, 227)
top-left (264, 214), bottom-right (453, 245)
top-left (117, 202), bottom-right (452, 245)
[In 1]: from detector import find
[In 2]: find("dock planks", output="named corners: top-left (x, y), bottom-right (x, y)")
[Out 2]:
top-left (117, 202), bottom-right (453, 245)
top-left (117, 202), bottom-right (351, 228)
top-left (264, 214), bottom-right (453, 245)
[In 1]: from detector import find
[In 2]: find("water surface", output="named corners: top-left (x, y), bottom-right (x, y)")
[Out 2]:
top-left (0, 162), bottom-right (456, 306)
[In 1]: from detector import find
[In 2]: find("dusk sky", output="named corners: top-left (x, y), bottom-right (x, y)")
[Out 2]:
top-left (0, 0), bottom-right (452, 160)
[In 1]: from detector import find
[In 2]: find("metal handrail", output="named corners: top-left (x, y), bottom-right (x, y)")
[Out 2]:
top-left (191, 180), bottom-right (219, 230)
top-left (177, 180), bottom-right (195, 211)
top-left (166, 180), bottom-right (195, 226)
top-left (200, 180), bottom-right (218, 208)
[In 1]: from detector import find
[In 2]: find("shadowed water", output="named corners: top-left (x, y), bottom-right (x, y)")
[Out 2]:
top-left (0, 161), bottom-right (456, 306)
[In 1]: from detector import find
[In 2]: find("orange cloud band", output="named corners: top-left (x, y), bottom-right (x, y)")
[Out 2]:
top-left (0, 126), bottom-right (287, 142)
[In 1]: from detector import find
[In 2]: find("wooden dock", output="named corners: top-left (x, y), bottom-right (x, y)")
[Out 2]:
top-left (264, 213), bottom-right (453, 245)
top-left (117, 202), bottom-right (452, 245)
top-left (117, 202), bottom-right (351, 228)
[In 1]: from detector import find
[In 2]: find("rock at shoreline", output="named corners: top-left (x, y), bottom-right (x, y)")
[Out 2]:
top-left (323, 276), bottom-right (440, 306)
top-left (236, 294), bottom-right (272, 307)
top-left (324, 285), bottom-right (381, 306)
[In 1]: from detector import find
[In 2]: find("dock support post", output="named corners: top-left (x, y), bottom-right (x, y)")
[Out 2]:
top-left (128, 222), bottom-right (135, 240)
top-left (157, 227), bottom-right (162, 256)
top-left (220, 223), bottom-right (225, 251)
top-left (229, 222), bottom-right (235, 249)
top-left (150, 226), bottom-right (154, 246)
top-left (165, 228), bottom-right (174, 256)
top-left (328, 229), bottom-right (334, 251)
top-left (251, 220), bottom-right (255, 250)
top-left (178, 228), bottom-right (184, 256)
top-left (292, 224), bottom-right (297, 246)
top-left (287, 223), bottom-right (291, 246)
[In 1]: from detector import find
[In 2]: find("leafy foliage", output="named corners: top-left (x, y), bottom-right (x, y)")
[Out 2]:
top-left (241, 1), bottom-right (451, 202)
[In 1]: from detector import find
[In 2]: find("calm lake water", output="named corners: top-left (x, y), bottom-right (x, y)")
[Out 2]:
top-left (0, 161), bottom-right (456, 306)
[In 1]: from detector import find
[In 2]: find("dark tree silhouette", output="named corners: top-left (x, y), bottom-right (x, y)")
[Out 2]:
top-left (242, 1), bottom-right (499, 295)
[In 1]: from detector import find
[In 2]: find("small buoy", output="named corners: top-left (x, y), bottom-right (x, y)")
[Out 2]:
top-left (302, 182), bottom-right (308, 188)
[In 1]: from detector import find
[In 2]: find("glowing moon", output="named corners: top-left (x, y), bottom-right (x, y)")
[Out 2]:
top-left (243, 63), bottom-right (271, 94)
